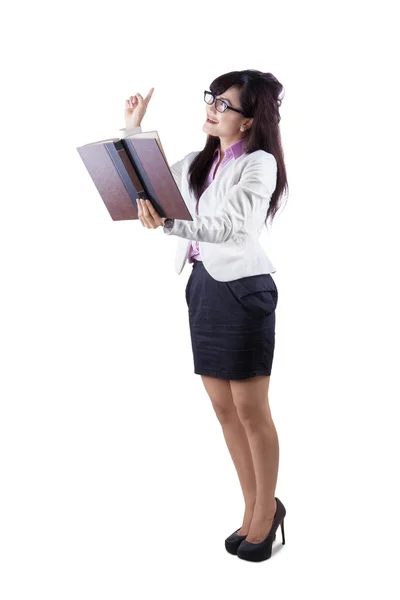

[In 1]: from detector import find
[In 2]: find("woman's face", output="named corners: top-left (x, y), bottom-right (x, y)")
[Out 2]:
top-left (202, 86), bottom-right (248, 139)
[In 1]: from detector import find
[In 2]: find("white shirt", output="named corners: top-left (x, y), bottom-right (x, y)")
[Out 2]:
top-left (118, 126), bottom-right (278, 282)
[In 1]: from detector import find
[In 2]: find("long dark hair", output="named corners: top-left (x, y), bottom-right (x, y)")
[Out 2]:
top-left (188, 69), bottom-right (288, 227)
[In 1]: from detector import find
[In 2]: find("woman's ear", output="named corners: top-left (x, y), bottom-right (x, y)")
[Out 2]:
top-left (241, 118), bottom-right (253, 132)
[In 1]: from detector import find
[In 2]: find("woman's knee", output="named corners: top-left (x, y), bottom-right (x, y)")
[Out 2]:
top-left (229, 376), bottom-right (272, 424)
top-left (200, 375), bottom-right (237, 421)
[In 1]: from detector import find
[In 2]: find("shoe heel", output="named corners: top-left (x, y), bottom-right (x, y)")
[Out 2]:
top-left (280, 517), bottom-right (285, 545)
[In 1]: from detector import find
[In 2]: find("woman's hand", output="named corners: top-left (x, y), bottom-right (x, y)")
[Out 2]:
top-left (137, 198), bottom-right (167, 229)
top-left (125, 88), bottom-right (155, 129)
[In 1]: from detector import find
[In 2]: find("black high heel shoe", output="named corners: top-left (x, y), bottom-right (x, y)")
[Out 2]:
top-left (236, 497), bottom-right (286, 562)
top-left (225, 527), bottom-right (276, 555)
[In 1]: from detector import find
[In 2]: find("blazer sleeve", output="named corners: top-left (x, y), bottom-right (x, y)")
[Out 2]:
top-left (118, 126), bottom-right (184, 193)
top-left (162, 153), bottom-right (277, 243)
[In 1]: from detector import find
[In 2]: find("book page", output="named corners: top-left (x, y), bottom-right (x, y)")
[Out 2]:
top-left (84, 130), bottom-right (168, 163)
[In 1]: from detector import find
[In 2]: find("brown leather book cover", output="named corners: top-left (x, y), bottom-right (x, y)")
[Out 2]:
top-left (76, 132), bottom-right (193, 222)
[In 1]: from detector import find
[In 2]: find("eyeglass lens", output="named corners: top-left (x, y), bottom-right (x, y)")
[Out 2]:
top-left (204, 92), bottom-right (227, 113)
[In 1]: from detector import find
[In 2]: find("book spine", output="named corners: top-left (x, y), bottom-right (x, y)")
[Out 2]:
top-left (104, 141), bottom-right (148, 205)
top-left (121, 139), bottom-right (163, 213)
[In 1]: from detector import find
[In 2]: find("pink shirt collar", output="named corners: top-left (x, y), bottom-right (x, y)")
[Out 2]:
top-left (213, 137), bottom-right (246, 161)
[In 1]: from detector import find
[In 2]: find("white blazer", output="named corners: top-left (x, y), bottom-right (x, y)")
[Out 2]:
top-left (118, 126), bottom-right (278, 282)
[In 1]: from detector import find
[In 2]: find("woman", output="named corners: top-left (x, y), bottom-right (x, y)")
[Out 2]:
top-left (122, 70), bottom-right (288, 562)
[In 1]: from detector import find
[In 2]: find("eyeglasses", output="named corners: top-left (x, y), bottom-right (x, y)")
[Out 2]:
top-left (204, 90), bottom-right (247, 116)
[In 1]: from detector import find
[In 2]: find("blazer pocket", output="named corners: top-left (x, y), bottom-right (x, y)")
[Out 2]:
top-left (226, 275), bottom-right (278, 318)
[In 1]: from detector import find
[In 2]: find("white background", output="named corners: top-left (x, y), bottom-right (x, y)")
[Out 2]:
top-left (1, 0), bottom-right (399, 598)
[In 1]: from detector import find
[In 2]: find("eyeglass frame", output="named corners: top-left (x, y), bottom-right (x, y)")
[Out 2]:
top-left (204, 90), bottom-right (250, 117)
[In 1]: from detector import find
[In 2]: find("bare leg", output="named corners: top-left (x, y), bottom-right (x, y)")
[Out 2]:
top-left (200, 375), bottom-right (257, 535)
top-left (230, 375), bottom-right (279, 544)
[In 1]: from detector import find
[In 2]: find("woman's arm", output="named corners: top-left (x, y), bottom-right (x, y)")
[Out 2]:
top-left (162, 153), bottom-right (277, 244)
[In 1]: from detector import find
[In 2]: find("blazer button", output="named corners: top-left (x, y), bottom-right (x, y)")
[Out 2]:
top-left (232, 235), bottom-right (243, 247)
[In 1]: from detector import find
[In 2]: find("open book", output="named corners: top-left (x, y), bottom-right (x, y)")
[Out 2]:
top-left (76, 129), bottom-right (193, 222)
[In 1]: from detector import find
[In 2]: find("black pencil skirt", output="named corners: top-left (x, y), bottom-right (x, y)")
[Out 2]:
top-left (185, 260), bottom-right (278, 380)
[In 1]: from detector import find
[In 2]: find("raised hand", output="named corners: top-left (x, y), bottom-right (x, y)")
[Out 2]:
top-left (125, 88), bottom-right (155, 128)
